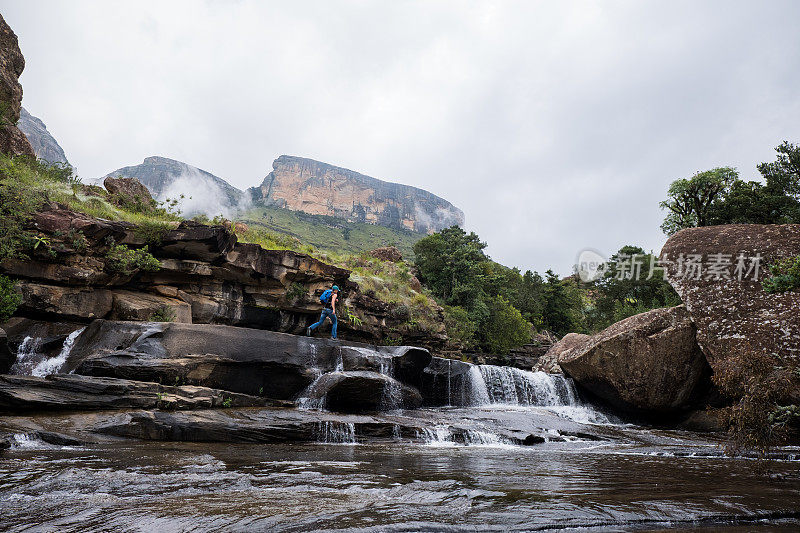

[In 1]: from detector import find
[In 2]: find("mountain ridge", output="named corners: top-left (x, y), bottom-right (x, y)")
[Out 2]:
top-left (18, 107), bottom-right (69, 165)
top-left (249, 155), bottom-right (464, 234)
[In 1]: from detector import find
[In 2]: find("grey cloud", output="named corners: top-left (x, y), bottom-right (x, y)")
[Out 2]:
top-left (4, 0), bottom-right (799, 274)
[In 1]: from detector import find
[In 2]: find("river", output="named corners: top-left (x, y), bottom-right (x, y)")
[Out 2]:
top-left (2, 330), bottom-right (800, 531)
top-left (2, 416), bottom-right (800, 532)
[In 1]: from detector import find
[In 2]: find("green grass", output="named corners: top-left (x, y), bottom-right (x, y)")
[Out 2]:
top-left (238, 206), bottom-right (425, 261)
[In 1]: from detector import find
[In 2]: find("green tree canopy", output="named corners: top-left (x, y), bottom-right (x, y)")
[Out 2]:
top-left (659, 167), bottom-right (738, 234)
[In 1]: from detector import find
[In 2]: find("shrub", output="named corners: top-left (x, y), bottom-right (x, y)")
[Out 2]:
top-left (285, 282), bottom-right (306, 302)
top-left (106, 244), bottom-right (161, 273)
top-left (133, 220), bottom-right (173, 245)
top-left (0, 275), bottom-right (22, 322)
top-left (762, 255), bottom-right (800, 294)
top-left (713, 349), bottom-right (799, 455)
top-left (150, 305), bottom-right (176, 322)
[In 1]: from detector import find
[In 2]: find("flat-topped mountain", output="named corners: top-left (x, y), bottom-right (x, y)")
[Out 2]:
top-left (249, 155), bottom-right (464, 233)
top-left (102, 156), bottom-right (244, 214)
top-left (18, 107), bottom-right (69, 165)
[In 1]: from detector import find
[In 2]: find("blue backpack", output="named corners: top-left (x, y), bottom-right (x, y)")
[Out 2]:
top-left (319, 289), bottom-right (333, 305)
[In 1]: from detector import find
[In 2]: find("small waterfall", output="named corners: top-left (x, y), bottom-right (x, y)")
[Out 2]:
top-left (297, 370), bottom-right (327, 410)
top-left (462, 429), bottom-right (510, 447)
top-left (32, 328), bottom-right (85, 377)
top-left (334, 347), bottom-right (343, 372)
top-left (419, 426), bottom-right (454, 447)
top-left (476, 365), bottom-right (577, 407)
top-left (9, 336), bottom-right (42, 375)
top-left (455, 364), bottom-right (612, 424)
top-left (314, 421), bottom-right (356, 444)
top-left (10, 328), bottom-right (85, 377)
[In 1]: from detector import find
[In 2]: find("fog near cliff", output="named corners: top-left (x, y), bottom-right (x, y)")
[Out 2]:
top-left (158, 169), bottom-right (252, 220)
top-left (6, 1), bottom-right (800, 273)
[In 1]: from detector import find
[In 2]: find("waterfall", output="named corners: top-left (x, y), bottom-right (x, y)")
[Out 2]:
top-left (10, 328), bottom-right (85, 377)
top-left (460, 364), bottom-right (612, 424)
top-left (475, 365), bottom-right (578, 407)
top-left (314, 421), bottom-right (356, 444)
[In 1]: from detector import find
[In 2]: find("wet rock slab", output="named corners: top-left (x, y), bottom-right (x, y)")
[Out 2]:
top-left (90, 406), bottom-right (620, 446)
top-left (0, 373), bottom-right (272, 412)
top-left (69, 320), bottom-right (431, 399)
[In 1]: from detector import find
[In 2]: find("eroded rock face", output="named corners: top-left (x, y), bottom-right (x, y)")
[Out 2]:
top-left (0, 374), bottom-right (269, 412)
top-left (660, 224), bottom-right (800, 371)
top-left (250, 155), bottom-right (464, 233)
top-left (2, 204), bottom-right (443, 346)
top-left (559, 306), bottom-right (709, 413)
top-left (534, 333), bottom-right (590, 374)
top-left (0, 14), bottom-right (35, 157)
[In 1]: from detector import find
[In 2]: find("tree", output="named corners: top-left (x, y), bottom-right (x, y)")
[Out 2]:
top-left (413, 225), bottom-right (488, 308)
top-left (585, 245), bottom-right (681, 330)
top-left (541, 270), bottom-right (586, 336)
top-left (711, 142), bottom-right (800, 225)
top-left (659, 167), bottom-right (738, 234)
top-left (478, 295), bottom-right (531, 354)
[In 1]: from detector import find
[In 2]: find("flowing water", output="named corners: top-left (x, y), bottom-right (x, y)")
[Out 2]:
top-left (1, 438), bottom-right (799, 531)
top-left (3, 344), bottom-right (800, 530)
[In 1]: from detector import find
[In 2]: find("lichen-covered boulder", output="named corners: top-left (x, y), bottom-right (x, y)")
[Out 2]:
top-left (559, 306), bottom-right (709, 413)
top-left (660, 224), bottom-right (800, 372)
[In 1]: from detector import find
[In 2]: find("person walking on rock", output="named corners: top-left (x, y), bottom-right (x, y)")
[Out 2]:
top-left (307, 285), bottom-right (339, 339)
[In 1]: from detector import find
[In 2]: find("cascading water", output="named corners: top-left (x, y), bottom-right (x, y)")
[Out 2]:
top-left (458, 364), bottom-right (613, 425)
top-left (314, 421), bottom-right (356, 444)
top-left (10, 328), bottom-right (86, 377)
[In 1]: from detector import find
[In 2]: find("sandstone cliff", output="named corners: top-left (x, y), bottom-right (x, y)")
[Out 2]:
top-left (18, 108), bottom-right (69, 165)
top-left (0, 14), bottom-right (35, 158)
top-left (103, 156), bottom-right (244, 214)
top-left (250, 155), bottom-right (464, 234)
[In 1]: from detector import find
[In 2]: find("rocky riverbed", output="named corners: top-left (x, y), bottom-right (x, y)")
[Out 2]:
top-left (1, 320), bottom-right (799, 531)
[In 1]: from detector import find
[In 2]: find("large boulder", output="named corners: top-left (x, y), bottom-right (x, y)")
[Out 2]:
top-left (660, 224), bottom-right (800, 372)
top-left (0, 14), bottom-right (35, 157)
top-left (559, 306), bottom-right (709, 413)
top-left (534, 333), bottom-right (590, 374)
top-left (369, 246), bottom-right (403, 263)
top-left (103, 177), bottom-right (157, 209)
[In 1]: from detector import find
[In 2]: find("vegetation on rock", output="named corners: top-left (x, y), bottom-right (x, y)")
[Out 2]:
top-left (762, 255), bottom-right (800, 294)
top-left (0, 274), bottom-right (21, 321)
top-left (105, 243), bottom-right (161, 274)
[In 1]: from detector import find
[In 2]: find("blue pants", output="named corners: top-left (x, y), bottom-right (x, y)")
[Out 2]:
top-left (309, 308), bottom-right (337, 338)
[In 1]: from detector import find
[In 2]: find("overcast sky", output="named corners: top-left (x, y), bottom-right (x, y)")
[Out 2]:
top-left (4, 1), bottom-right (800, 274)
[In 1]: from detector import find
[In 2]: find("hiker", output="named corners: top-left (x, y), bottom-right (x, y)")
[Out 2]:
top-left (307, 285), bottom-right (339, 339)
